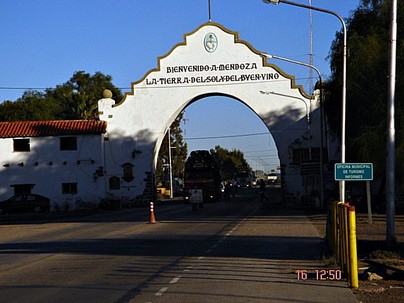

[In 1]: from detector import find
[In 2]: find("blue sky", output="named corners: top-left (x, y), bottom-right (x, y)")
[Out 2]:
top-left (1, 0), bottom-right (361, 172)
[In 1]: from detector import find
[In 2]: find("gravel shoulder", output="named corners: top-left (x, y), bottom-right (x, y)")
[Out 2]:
top-left (308, 210), bottom-right (404, 303)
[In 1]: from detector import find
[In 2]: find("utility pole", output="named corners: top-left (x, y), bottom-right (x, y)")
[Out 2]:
top-left (308, 0), bottom-right (313, 94)
top-left (386, 0), bottom-right (397, 245)
top-left (168, 128), bottom-right (174, 199)
top-left (208, 0), bottom-right (212, 22)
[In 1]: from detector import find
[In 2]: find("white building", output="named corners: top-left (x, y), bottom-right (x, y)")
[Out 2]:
top-left (0, 120), bottom-right (108, 210)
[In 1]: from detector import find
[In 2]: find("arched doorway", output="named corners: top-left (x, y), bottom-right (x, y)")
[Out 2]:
top-left (156, 94), bottom-right (281, 198)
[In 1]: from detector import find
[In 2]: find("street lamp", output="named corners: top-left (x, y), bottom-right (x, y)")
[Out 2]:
top-left (262, 52), bottom-right (325, 208)
top-left (263, 53), bottom-right (322, 86)
top-left (262, 0), bottom-right (347, 203)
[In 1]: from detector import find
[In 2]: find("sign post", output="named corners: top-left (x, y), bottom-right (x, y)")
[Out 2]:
top-left (334, 163), bottom-right (373, 181)
top-left (335, 163), bottom-right (373, 223)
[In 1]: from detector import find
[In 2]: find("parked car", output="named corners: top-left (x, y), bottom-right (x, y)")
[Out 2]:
top-left (0, 194), bottom-right (50, 214)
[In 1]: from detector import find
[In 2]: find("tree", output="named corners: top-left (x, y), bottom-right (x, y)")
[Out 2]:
top-left (46, 71), bottom-right (123, 120)
top-left (0, 71), bottom-right (122, 121)
top-left (209, 145), bottom-right (251, 180)
top-left (0, 90), bottom-right (62, 121)
top-left (156, 113), bottom-right (188, 186)
top-left (325, 0), bottom-right (404, 182)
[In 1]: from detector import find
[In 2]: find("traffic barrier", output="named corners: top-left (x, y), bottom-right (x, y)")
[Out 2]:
top-left (327, 201), bottom-right (359, 288)
top-left (149, 202), bottom-right (156, 224)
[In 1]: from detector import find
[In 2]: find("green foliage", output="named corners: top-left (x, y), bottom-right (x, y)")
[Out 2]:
top-left (325, 0), bottom-right (404, 185)
top-left (0, 90), bottom-right (62, 121)
top-left (47, 71), bottom-right (123, 120)
top-left (209, 145), bottom-right (251, 180)
top-left (0, 71), bottom-right (122, 121)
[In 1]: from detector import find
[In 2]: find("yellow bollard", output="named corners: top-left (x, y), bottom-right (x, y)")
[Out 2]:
top-left (341, 204), bottom-right (346, 272)
top-left (330, 202), bottom-right (338, 257)
top-left (331, 202), bottom-right (338, 256)
top-left (343, 204), bottom-right (350, 274)
top-left (348, 206), bottom-right (359, 288)
top-left (336, 202), bottom-right (344, 264)
top-left (335, 204), bottom-right (340, 263)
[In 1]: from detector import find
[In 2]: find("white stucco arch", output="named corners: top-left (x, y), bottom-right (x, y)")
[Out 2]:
top-left (98, 22), bottom-right (322, 203)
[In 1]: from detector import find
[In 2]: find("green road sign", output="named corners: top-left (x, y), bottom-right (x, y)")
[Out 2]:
top-left (334, 163), bottom-right (373, 181)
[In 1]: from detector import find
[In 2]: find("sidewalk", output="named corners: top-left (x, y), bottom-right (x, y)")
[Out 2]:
top-left (134, 202), bottom-right (358, 303)
top-left (211, 206), bottom-right (358, 302)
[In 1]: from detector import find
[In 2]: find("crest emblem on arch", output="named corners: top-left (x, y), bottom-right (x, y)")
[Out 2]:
top-left (204, 32), bottom-right (218, 53)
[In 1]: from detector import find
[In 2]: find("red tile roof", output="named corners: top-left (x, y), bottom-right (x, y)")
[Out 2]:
top-left (0, 120), bottom-right (107, 138)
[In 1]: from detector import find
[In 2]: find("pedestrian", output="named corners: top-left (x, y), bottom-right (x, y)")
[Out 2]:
top-left (259, 179), bottom-right (268, 202)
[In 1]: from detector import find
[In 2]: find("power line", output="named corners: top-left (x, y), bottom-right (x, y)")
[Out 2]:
top-left (186, 132), bottom-right (269, 140)
top-left (243, 149), bottom-right (278, 154)
top-left (0, 87), bottom-right (48, 90)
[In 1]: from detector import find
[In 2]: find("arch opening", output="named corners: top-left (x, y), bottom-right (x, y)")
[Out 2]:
top-left (155, 94), bottom-right (281, 201)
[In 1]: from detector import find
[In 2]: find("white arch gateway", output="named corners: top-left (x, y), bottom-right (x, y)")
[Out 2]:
top-left (98, 22), bottom-right (330, 204)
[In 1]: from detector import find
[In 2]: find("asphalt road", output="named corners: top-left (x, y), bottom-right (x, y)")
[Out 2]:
top-left (0, 188), bottom-right (357, 303)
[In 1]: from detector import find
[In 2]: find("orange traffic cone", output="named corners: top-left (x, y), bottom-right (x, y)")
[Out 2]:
top-left (149, 202), bottom-right (156, 224)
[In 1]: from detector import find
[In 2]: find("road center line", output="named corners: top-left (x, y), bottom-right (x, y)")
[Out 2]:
top-left (155, 287), bottom-right (168, 296)
top-left (184, 265), bottom-right (193, 272)
top-left (169, 276), bottom-right (182, 284)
